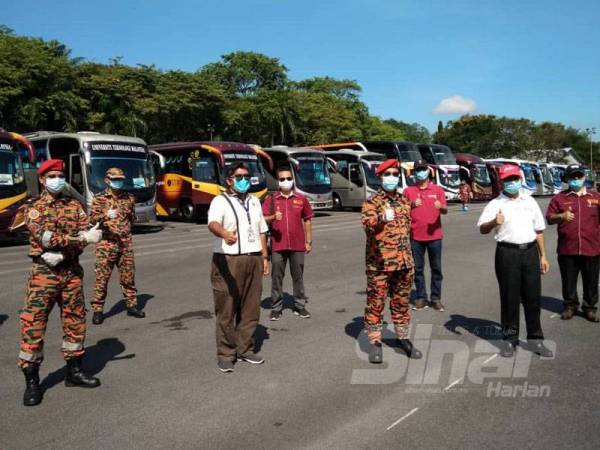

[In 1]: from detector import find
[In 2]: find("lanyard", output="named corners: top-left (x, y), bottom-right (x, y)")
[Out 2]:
top-left (234, 195), bottom-right (252, 225)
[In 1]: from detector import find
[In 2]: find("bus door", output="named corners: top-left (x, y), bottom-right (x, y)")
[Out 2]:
top-left (190, 150), bottom-right (222, 219)
top-left (347, 162), bottom-right (365, 207)
top-left (67, 153), bottom-right (87, 206)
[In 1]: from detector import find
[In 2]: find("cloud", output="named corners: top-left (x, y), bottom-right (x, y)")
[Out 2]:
top-left (434, 95), bottom-right (477, 114)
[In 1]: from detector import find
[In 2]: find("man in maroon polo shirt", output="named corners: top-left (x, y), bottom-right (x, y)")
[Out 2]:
top-left (403, 160), bottom-right (448, 311)
top-left (263, 165), bottom-right (314, 321)
top-left (546, 164), bottom-right (600, 322)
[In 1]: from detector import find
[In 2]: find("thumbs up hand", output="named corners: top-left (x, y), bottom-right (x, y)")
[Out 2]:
top-left (224, 229), bottom-right (238, 245)
top-left (495, 210), bottom-right (505, 226)
top-left (79, 222), bottom-right (102, 244)
top-left (563, 207), bottom-right (575, 223)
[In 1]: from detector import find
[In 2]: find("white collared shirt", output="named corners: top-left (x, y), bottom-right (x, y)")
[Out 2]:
top-left (477, 193), bottom-right (546, 244)
top-left (208, 192), bottom-right (268, 254)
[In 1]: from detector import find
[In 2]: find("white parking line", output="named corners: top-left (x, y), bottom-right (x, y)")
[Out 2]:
top-left (386, 407), bottom-right (420, 431)
top-left (483, 354), bottom-right (497, 365)
top-left (444, 377), bottom-right (463, 391)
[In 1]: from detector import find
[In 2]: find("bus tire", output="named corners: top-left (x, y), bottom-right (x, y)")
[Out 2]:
top-left (180, 200), bottom-right (197, 222)
top-left (332, 193), bottom-right (343, 211)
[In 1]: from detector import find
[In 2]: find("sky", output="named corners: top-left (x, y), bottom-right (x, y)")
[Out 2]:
top-left (2, 0), bottom-right (599, 134)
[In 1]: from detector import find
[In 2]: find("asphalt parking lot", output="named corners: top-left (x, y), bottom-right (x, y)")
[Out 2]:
top-left (1, 199), bottom-right (599, 450)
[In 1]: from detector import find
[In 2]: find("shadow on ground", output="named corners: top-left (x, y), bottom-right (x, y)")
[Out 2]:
top-left (103, 293), bottom-right (154, 319)
top-left (40, 337), bottom-right (134, 392)
top-left (444, 314), bottom-right (503, 349)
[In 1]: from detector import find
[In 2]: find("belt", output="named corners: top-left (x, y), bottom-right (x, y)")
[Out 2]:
top-left (215, 252), bottom-right (262, 257)
top-left (31, 255), bottom-right (77, 266)
top-left (497, 241), bottom-right (536, 250)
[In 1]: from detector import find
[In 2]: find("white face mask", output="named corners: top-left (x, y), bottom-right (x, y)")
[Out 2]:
top-left (45, 177), bottom-right (66, 193)
top-left (279, 179), bottom-right (294, 191)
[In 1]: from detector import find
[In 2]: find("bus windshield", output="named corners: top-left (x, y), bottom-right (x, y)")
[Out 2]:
top-left (550, 167), bottom-right (565, 188)
top-left (88, 148), bottom-right (155, 201)
top-left (472, 164), bottom-right (491, 185)
top-left (362, 159), bottom-right (383, 190)
top-left (439, 168), bottom-right (461, 188)
top-left (0, 149), bottom-right (24, 184)
top-left (222, 153), bottom-right (266, 191)
top-left (399, 150), bottom-right (422, 163)
top-left (521, 165), bottom-right (537, 186)
top-left (541, 167), bottom-right (554, 186)
top-left (292, 154), bottom-right (331, 192)
top-left (433, 147), bottom-right (456, 165)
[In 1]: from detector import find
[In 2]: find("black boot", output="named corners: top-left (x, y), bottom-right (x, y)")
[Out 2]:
top-left (22, 365), bottom-right (43, 406)
top-left (127, 306), bottom-right (146, 318)
top-left (397, 339), bottom-right (422, 359)
top-left (65, 357), bottom-right (101, 388)
top-left (369, 343), bottom-right (383, 364)
top-left (92, 311), bottom-right (104, 325)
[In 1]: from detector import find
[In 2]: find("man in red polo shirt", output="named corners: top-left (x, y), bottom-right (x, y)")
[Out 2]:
top-left (263, 165), bottom-right (314, 321)
top-left (403, 159), bottom-right (448, 311)
top-left (546, 164), bottom-right (600, 322)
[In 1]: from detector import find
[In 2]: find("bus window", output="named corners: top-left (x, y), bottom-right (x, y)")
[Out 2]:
top-left (31, 140), bottom-right (48, 168)
top-left (192, 156), bottom-right (219, 183)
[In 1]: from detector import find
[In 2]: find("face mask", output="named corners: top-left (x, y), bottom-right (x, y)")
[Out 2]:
top-left (569, 179), bottom-right (585, 191)
top-left (415, 170), bottom-right (429, 181)
top-left (233, 178), bottom-right (250, 194)
top-left (45, 177), bottom-right (65, 193)
top-left (109, 180), bottom-right (124, 190)
top-left (503, 180), bottom-right (521, 194)
top-left (381, 176), bottom-right (399, 192)
top-left (279, 179), bottom-right (294, 191)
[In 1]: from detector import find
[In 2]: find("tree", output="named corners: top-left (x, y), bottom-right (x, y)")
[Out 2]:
top-left (384, 119), bottom-right (431, 143)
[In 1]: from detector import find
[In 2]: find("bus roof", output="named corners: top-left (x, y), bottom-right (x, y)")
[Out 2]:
top-left (265, 146), bottom-right (325, 155)
top-left (454, 152), bottom-right (485, 164)
top-left (310, 142), bottom-right (368, 151)
top-left (324, 149), bottom-right (385, 160)
top-left (0, 130), bottom-right (36, 164)
top-left (24, 131), bottom-right (146, 146)
top-left (149, 141), bottom-right (257, 153)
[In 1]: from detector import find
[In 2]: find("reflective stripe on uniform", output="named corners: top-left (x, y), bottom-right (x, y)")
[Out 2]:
top-left (19, 350), bottom-right (43, 362)
top-left (42, 230), bottom-right (53, 247)
top-left (61, 340), bottom-right (83, 351)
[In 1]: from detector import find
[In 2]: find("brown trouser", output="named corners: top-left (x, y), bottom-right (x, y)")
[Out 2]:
top-left (211, 253), bottom-right (263, 362)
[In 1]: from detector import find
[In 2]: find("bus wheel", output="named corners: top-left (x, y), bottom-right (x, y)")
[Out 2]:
top-left (333, 193), bottom-right (343, 211)
top-left (180, 200), bottom-right (197, 222)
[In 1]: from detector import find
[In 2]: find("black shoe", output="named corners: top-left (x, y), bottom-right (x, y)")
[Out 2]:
top-left (217, 360), bottom-right (234, 373)
top-left (22, 365), bottom-right (42, 406)
top-left (500, 341), bottom-right (516, 358)
top-left (293, 307), bottom-right (311, 318)
top-left (369, 343), bottom-right (383, 364)
top-left (65, 357), bottom-right (101, 388)
top-left (397, 339), bottom-right (422, 359)
top-left (269, 310), bottom-right (282, 321)
top-left (92, 311), bottom-right (104, 325)
top-left (430, 300), bottom-right (445, 312)
top-left (126, 306), bottom-right (146, 318)
top-left (529, 341), bottom-right (554, 358)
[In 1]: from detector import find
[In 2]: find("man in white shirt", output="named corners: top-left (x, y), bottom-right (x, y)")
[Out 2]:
top-left (477, 164), bottom-right (553, 358)
top-left (207, 163), bottom-right (270, 373)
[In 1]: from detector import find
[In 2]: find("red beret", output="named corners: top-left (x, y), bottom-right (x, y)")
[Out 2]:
top-left (375, 159), bottom-right (399, 175)
top-left (38, 159), bottom-right (65, 176)
top-left (498, 164), bottom-right (521, 181)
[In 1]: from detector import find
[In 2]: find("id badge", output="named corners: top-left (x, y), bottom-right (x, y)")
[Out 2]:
top-left (248, 229), bottom-right (256, 243)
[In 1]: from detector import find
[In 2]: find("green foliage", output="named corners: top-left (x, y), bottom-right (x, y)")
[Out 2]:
top-left (435, 115), bottom-right (599, 166)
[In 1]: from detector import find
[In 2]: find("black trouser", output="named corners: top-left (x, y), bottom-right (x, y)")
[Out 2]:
top-left (558, 254), bottom-right (600, 312)
top-left (271, 251), bottom-right (306, 312)
top-left (494, 243), bottom-right (544, 342)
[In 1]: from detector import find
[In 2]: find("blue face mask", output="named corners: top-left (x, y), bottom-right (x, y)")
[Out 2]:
top-left (569, 179), bottom-right (585, 191)
top-left (503, 180), bottom-right (522, 194)
top-left (415, 169), bottom-right (429, 181)
top-left (381, 176), bottom-right (399, 192)
top-left (109, 180), bottom-right (124, 190)
top-left (45, 177), bottom-right (66, 193)
top-left (233, 178), bottom-right (250, 194)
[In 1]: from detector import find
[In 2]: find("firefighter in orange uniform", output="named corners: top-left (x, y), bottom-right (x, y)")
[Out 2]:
top-left (361, 159), bottom-right (422, 363)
